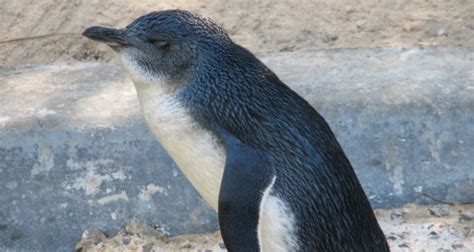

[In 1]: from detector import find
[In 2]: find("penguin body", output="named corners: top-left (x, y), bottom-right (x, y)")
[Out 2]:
top-left (83, 10), bottom-right (390, 251)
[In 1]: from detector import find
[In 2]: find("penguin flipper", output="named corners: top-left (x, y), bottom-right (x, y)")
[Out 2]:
top-left (217, 130), bottom-right (274, 252)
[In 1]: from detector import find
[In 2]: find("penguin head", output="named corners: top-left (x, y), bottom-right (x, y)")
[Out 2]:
top-left (83, 10), bottom-right (231, 86)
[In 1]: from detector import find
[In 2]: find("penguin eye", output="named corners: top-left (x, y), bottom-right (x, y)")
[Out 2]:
top-left (151, 39), bottom-right (170, 50)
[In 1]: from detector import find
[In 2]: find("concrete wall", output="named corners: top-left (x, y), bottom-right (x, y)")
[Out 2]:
top-left (0, 48), bottom-right (473, 251)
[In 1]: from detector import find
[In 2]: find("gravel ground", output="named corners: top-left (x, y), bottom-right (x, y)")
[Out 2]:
top-left (77, 203), bottom-right (474, 252)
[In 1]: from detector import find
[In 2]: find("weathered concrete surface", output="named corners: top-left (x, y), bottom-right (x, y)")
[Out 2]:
top-left (0, 47), bottom-right (473, 251)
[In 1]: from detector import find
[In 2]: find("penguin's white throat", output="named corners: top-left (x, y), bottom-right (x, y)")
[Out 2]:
top-left (119, 55), bottom-right (168, 92)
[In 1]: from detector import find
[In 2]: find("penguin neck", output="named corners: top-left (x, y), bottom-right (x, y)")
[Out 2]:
top-left (132, 76), bottom-right (171, 99)
top-left (119, 52), bottom-right (193, 100)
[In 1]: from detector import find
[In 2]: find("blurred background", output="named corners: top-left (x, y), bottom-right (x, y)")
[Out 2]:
top-left (1, 0), bottom-right (473, 251)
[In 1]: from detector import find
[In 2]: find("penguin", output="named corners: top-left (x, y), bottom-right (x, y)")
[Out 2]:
top-left (83, 10), bottom-right (390, 251)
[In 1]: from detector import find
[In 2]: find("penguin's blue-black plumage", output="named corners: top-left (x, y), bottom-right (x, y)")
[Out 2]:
top-left (83, 10), bottom-right (390, 251)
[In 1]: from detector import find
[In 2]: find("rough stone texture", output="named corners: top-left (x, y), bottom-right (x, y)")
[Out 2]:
top-left (0, 47), bottom-right (473, 251)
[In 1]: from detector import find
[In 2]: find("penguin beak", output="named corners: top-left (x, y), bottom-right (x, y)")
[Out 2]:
top-left (82, 26), bottom-right (130, 49)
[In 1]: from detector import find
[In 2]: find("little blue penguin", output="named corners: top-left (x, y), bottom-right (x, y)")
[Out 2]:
top-left (83, 10), bottom-right (389, 251)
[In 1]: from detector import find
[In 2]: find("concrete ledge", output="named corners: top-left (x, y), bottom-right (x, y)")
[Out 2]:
top-left (0, 47), bottom-right (473, 251)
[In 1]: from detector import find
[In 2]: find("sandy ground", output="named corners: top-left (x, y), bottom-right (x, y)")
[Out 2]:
top-left (1, 0), bottom-right (473, 67)
top-left (76, 203), bottom-right (474, 252)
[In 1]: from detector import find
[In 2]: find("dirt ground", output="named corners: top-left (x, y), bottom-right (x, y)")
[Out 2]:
top-left (1, 0), bottom-right (473, 67)
top-left (3, 0), bottom-right (473, 251)
top-left (76, 203), bottom-right (474, 251)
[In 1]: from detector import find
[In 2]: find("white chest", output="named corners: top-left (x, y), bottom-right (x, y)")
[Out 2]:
top-left (119, 52), bottom-right (225, 210)
top-left (133, 83), bottom-right (226, 211)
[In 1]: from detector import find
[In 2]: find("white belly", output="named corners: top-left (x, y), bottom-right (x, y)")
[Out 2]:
top-left (134, 84), bottom-right (225, 211)
top-left (258, 176), bottom-right (299, 251)
top-left (119, 52), bottom-right (225, 210)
